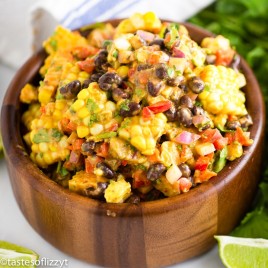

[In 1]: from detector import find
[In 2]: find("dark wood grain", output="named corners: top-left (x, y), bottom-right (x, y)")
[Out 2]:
top-left (1, 20), bottom-right (265, 268)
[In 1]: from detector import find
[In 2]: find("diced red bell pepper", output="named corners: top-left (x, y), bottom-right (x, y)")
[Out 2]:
top-left (85, 155), bottom-right (102, 174)
top-left (132, 169), bottom-right (151, 189)
top-left (71, 138), bottom-right (84, 151)
top-left (201, 128), bottom-right (223, 143)
top-left (95, 142), bottom-right (109, 158)
top-left (213, 137), bottom-right (228, 150)
top-left (142, 106), bottom-right (154, 120)
top-left (77, 57), bottom-right (95, 73)
top-left (146, 100), bottom-right (172, 114)
top-left (235, 127), bottom-right (253, 146)
top-left (73, 46), bottom-right (99, 59)
top-left (215, 49), bottom-right (235, 66)
top-left (195, 156), bottom-right (211, 171)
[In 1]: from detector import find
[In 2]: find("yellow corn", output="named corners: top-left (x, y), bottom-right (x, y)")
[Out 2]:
top-left (21, 103), bottom-right (41, 131)
top-left (195, 65), bottom-right (247, 116)
top-left (30, 135), bottom-right (70, 168)
top-left (20, 84), bottom-right (38, 104)
top-left (43, 26), bottom-right (88, 55)
top-left (104, 176), bottom-right (131, 203)
top-left (227, 142), bottom-right (243, 161)
top-left (118, 113), bottom-right (167, 155)
top-left (69, 170), bottom-right (108, 195)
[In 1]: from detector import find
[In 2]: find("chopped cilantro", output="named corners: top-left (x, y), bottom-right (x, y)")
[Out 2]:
top-left (50, 39), bottom-right (58, 51)
top-left (120, 100), bottom-right (130, 111)
top-left (119, 118), bottom-right (131, 129)
top-left (112, 50), bottom-right (119, 59)
top-left (32, 129), bottom-right (50, 143)
top-left (51, 128), bottom-right (63, 141)
top-left (86, 98), bottom-right (98, 112)
top-left (95, 131), bottom-right (117, 139)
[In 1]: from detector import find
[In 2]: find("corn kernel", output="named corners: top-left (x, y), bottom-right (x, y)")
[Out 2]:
top-left (77, 106), bottom-right (90, 118)
top-left (116, 65), bottom-right (129, 78)
top-left (72, 99), bottom-right (85, 111)
top-left (43, 153), bottom-right (53, 164)
top-left (130, 125), bottom-right (143, 137)
top-left (77, 88), bottom-right (90, 100)
top-left (77, 125), bottom-right (90, 138)
top-left (118, 129), bottom-right (130, 140)
top-left (31, 144), bottom-right (39, 152)
top-left (131, 136), bottom-right (146, 151)
top-left (39, 142), bottom-right (49, 153)
top-left (55, 100), bottom-right (66, 110)
top-left (90, 123), bottom-right (104, 136)
top-left (105, 101), bottom-right (116, 112)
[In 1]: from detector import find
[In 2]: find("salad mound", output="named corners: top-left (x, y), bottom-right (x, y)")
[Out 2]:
top-left (20, 12), bottom-right (253, 203)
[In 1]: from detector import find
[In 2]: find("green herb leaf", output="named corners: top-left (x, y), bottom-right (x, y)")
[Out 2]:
top-left (32, 129), bottom-right (50, 143)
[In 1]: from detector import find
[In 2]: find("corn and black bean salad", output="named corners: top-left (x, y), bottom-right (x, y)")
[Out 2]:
top-left (20, 12), bottom-right (253, 203)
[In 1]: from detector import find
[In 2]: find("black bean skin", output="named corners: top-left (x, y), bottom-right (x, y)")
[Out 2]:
top-left (94, 50), bottom-right (108, 68)
top-left (81, 141), bottom-right (96, 155)
top-left (179, 95), bottom-right (193, 109)
top-left (164, 106), bottom-right (177, 122)
top-left (126, 194), bottom-right (140, 204)
top-left (84, 182), bottom-right (108, 199)
top-left (137, 64), bottom-right (152, 71)
top-left (155, 64), bottom-right (168, 80)
top-left (167, 77), bottom-right (182, 87)
top-left (147, 163), bottom-right (166, 181)
top-left (192, 105), bottom-right (205, 116)
top-left (239, 114), bottom-right (253, 129)
top-left (149, 38), bottom-right (165, 49)
top-left (147, 81), bottom-right (161, 97)
top-left (98, 72), bottom-right (122, 91)
top-left (96, 162), bottom-right (115, 179)
top-left (112, 88), bottom-right (130, 102)
top-left (187, 76), bottom-right (205, 94)
top-left (177, 107), bottom-right (193, 127)
top-left (89, 72), bottom-right (105, 83)
top-left (226, 120), bottom-right (241, 130)
top-left (59, 80), bottom-right (81, 99)
top-left (119, 101), bottom-right (141, 117)
top-left (178, 163), bottom-right (191, 178)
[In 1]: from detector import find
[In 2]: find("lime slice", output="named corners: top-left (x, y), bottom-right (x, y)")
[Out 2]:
top-left (215, 235), bottom-right (268, 268)
top-left (0, 241), bottom-right (38, 268)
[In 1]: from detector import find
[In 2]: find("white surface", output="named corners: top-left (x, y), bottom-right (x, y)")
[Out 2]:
top-left (0, 66), bottom-right (225, 268)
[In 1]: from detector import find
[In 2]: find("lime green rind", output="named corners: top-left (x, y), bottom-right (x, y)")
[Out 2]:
top-left (215, 236), bottom-right (268, 268)
top-left (0, 241), bottom-right (39, 268)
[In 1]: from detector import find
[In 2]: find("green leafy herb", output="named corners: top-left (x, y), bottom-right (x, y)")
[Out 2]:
top-left (50, 39), bottom-right (58, 51)
top-left (120, 100), bottom-right (130, 111)
top-left (189, 0), bottom-right (268, 240)
top-left (86, 98), bottom-right (98, 112)
top-left (32, 129), bottom-right (50, 143)
top-left (95, 132), bottom-right (117, 139)
top-left (51, 128), bottom-right (63, 141)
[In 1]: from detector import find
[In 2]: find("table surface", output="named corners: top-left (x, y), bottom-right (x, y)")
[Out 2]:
top-left (0, 63), bottom-right (225, 268)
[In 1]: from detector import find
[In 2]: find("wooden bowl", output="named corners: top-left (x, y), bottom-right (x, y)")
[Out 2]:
top-left (1, 20), bottom-right (265, 268)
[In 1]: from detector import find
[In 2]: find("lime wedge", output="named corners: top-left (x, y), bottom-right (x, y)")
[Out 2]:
top-left (0, 241), bottom-right (38, 268)
top-left (215, 235), bottom-right (268, 268)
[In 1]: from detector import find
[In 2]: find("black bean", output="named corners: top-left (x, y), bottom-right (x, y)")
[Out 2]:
top-left (178, 163), bottom-right (191, 178)
top-left (90, 72), bottom-right (104, 83)
top-left (84, 182), bottom-right (108, 199)
top-left (187, 76), bottom-right (205, 94)
top-left (81, 79), bottom-right (91, 89)
top-left (149, 38), bottom-right (165, 49)
top-left (147, 81), bottom-right (161, 97)
top-left (126, 194), bottom-right (140, 204)
top-left (112, 88), bottom-right (130, 102)
top-left (98, 72), bottom-right (122, 91)
top-left (164, 106), bottom-right (177, 122)
top-left (155, 64), bottom-right (168, 80)
top-left (177, 107), bottom-right (193, 127)
top-left (239, 114), bottom-right (253, 129)
top-left (192, 105), bottom-right (205, 116)
top-left (167, 77), bottom-right (182, 87)
top-left (81, 141), bottom-right (96, 155)
top-left (179, 95), bottom-right (193, 109)
top-left (147, 163), bottom-right (166, 181)
top-left (96, 162), bottom-right (115, 179)
top-left (94, 50), bottom-right (108, 68)
top-left (137, 64), bottom-right (152, 71)
top-left (59, 80), bottom-right (81, 99)
top-left (119, 101), bottom-right (141, 117)
top-left (226, 120), bottom-right (241, 130)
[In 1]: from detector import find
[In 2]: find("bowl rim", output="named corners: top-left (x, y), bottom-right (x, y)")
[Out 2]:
top-left (1, 20), bottom-right (265, 216)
